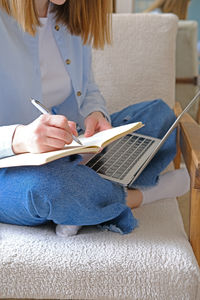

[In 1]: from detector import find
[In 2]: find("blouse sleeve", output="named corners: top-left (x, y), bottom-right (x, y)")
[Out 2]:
top-left (79, 67), bottom-right (111, 123)
top-left (0, 125), bottom-right (18, 159)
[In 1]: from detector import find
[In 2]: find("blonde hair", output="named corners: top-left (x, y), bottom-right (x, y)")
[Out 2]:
top-left (145, 0), bottom-right (190, 20)
top-left (0, 0), bottom-right (112, 49)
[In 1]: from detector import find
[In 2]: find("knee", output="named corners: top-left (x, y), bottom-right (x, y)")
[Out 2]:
top-left (152, 99), bottom-right (176, 129)
top-left (154, 99), bottom-right (175, 118)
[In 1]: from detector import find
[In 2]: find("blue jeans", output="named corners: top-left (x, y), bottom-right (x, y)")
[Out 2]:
top-left (0, 100), bottom-right (176, 233)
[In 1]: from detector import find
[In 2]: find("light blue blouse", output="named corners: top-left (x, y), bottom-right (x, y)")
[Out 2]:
top-left (0, 8), bottom-right (110, 159)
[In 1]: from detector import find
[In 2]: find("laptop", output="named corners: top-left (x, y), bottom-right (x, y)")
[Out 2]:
top-left (84, 90), bottom-right (200, 187)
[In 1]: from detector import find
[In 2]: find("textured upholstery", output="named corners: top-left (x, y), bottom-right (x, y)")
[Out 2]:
top-left (92, 13), bottom-right (177, 113)
top-left (0, 14), bottom-right (200, 300)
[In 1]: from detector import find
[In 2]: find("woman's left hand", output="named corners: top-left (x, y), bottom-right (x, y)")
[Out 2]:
top-left (84, 111), bottom-right (112, 137)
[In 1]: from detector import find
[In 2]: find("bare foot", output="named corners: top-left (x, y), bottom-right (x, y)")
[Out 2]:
top-left (126, 189), bottom-right (143, 209)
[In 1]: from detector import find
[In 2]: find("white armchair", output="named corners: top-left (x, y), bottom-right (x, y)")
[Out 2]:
top-left (0, 13), bottom-right (200, 300)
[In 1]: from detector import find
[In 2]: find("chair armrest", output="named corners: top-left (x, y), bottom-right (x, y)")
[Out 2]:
top-left (174, 102), bottom-right (200, 185)
top-left (174, 101), bottom-right (200, 266)
top-left (197, 102), bottom-right (200, 124)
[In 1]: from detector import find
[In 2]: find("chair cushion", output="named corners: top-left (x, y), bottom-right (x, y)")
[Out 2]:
top-left (0, 198), bottom-right (199, 299)
top-left (92, 13), bottom-right (178, 114)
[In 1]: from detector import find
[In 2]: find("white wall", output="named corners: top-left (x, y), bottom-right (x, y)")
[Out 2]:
top-left (115, 0), bottom-right (134, 13)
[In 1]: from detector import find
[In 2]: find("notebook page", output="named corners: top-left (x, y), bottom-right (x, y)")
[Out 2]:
top-left (69, 122), bottom-right (143, 148)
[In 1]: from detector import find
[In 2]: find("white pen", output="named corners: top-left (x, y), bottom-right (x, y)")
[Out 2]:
top-left (30, 98), bottom-right (83, 145)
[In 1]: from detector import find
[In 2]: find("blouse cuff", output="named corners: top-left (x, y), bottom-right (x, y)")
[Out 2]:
top-left (0, 125), bottom-right (19, 159)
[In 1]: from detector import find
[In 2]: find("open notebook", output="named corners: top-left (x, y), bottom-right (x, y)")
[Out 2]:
top-left (0, 122), bottom-right (143, 168)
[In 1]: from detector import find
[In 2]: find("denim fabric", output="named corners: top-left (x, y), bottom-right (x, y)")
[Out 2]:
top-left (0, 100), bottom-right (176, 233)
top-left (0, 155), bottom-right (137, 234)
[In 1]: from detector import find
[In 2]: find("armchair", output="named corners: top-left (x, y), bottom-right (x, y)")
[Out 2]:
top-left (0, 13), bottom-right (200, 300)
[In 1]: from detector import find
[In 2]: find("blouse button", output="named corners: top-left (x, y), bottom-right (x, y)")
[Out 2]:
top-left (54, 25), bottom-right (60, 31)
top-left (77, 91), bottom-right (82, 97)
top-left (65, 59), bottom-right (71, 65)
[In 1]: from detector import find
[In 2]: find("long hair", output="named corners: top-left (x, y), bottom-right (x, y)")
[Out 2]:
top-left (0, 0), bottom-right (112, 49)
top-left (145, 0), bottom-right (190, 20)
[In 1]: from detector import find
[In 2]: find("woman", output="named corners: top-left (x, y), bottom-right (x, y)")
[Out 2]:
top-left (0, 0), bottom-right (189, 237)
top-left (145, 0), bottom-right (190, 20)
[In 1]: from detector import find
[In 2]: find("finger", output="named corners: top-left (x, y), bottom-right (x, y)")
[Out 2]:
top-left (84, 117), bottom-right (97, 137)
top-left (97, 119), bottom-right (112, 132)
top-left (45, 126), bottom-right (73, 144)
top-left (44, 136), bottom-right (69, 149)
top-left (68, 121), bottom-right (78, 136)
top-left (39, 114), bottom-right (70, 131)
top-left (31, 144), bottom-right (59, 154)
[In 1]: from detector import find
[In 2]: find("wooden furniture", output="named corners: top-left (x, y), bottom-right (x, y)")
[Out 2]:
top-left (174, 101), bottom-right (200, 265)
top-left (197, 103), bottom-right (200, 124)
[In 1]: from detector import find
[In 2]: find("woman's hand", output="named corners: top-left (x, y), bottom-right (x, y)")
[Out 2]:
top-left (84, 111), bottom-right (112, 137)
top-left (12, 114), bottom-right (78, 154)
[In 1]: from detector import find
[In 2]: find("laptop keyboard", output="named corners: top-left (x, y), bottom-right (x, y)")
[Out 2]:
top-left (86, 134), bottom-right (155, 180)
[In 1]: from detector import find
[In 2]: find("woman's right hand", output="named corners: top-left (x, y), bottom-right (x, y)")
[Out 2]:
top-left (12, 114), bottom-right (78, 154)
